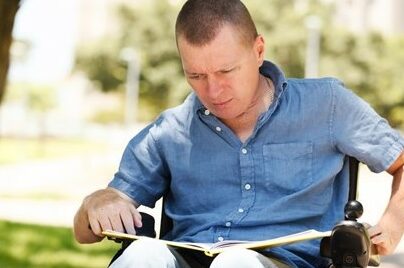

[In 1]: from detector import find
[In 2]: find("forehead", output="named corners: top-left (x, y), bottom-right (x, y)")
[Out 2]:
top-left (178, 25), bottom-right (252, 72)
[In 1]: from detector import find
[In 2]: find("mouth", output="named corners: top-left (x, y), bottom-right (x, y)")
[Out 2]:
top-left (213, 99), bottom-right (232, 107)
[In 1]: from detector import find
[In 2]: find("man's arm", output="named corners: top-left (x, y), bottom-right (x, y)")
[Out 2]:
top-left (368, 151), bottom-right (404, 255)
top-left (73, 187), bottom-right (142, 244)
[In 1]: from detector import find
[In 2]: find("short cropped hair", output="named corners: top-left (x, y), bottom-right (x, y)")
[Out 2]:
top-left (175, 0), bottom-right (258, 47)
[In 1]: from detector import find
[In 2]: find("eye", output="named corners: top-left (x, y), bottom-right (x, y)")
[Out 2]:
top-left (188, 74), bottom-right (206, 80)
top-left (188, 75), bottom-right (200, 80)
top-left (221, 67), bottom-right (235, 74)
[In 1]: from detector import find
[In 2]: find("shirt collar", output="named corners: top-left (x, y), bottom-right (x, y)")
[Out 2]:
top-left (259, 60), bottom-right (288, 100)
top-left (191, 93), bottom-right (205, 114)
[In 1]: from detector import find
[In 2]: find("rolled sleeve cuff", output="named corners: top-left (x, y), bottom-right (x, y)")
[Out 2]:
top-left (370, 135), bottom-right (404, 173)
top-left (108, 178), bottom-right (158, 208)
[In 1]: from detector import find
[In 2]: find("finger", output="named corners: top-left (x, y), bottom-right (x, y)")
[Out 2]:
top-left (98, 215), bottom-right (113, 233)
top-left (88, 216), bottom-right (103, 237)
top-left (370, 232), bottom-right (395, 255)
top-left (368, 225), bottom-right (383, 238)
top-left (109, 213), bottom-right (125, 233)
top-left (130, 206), bottom-right (143, 228)
top-left (371, 232), bottom-right (388, 245)
top-left (120, 209), bottom-right (136, 235)
top-left (375, 246), bottom-right (388, 256)
top-left (374, 242), bottom-right (390, 256)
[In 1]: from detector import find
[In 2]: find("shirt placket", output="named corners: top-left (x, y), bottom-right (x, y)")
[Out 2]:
top-left (198, 108), bottom-right (256, 242)
top-left (215, 145), bottom-right (256, 242)
top-left (198, 108), bottom-right (241, 147)
top-left (235, 145), bottom-right (256, 219)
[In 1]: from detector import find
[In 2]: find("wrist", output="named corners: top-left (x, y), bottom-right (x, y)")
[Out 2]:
top-left (107, 187), bottom-right (139, 207)
top-left (379, 211), bottom-right (404, 238)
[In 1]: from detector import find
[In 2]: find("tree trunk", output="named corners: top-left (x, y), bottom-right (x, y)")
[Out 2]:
top-left (0, 0), bottom-right (20, 104)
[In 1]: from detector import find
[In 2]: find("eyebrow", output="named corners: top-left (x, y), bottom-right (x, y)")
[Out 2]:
top-left (184, 70), bottom-right (200, 75)
top-left (184, 64), bottom-right (237, 76)
top-left (215, 63), bottom-right (237, 72)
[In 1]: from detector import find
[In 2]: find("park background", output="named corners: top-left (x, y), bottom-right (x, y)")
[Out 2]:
top-left (0, 0), bottom-right (403, 267)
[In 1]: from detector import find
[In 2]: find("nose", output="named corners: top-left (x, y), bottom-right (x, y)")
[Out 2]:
top-left (206, 76), bottom-right (223, 99)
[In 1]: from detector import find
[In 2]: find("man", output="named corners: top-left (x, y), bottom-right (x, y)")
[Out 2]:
top-left (73, 0), bottom-right (404, 267)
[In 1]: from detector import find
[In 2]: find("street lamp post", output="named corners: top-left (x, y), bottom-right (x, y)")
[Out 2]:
top-left (305, 16), bottom-right (322, 78)
top-left (120, 48), bottom-right (140, 127)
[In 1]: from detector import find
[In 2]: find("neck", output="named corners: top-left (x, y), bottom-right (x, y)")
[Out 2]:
top-left (222, 75), bottom-right (274, 142)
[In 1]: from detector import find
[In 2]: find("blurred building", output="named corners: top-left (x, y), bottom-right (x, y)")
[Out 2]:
top-left (77, 0), bottom-right (135, 43)
top-left (334, 0), bottom-right (404, 35)
top-left (76, 0), bottom-right (149, 44)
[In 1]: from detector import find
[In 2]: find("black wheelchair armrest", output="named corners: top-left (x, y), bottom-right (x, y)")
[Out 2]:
top-left (134, 212), bottom-right (157, 238)
top-left (320, 201), bottom-right (380, 267)
top-left (321, 221), bottom-right (372, 267)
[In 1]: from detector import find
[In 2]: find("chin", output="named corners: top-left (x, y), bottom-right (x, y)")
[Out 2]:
top-left (211, 110), bottom-right (240, 120)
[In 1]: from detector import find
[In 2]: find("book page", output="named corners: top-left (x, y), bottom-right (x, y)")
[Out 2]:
top-left (102, 229), bottom-right (331, 256)
top-left (102, 230), bottom-right (214, 252)
top-left (225, 230), bottom-right (332, 250)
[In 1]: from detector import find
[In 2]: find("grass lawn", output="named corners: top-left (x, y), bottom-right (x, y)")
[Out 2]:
top-left (0, 220), bottom-right (120, 268)
top-left (0, 138), bottom-right (108, 165)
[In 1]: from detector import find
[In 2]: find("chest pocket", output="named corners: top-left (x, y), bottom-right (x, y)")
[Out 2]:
top-left (263, 142), bottom-right (313, 194)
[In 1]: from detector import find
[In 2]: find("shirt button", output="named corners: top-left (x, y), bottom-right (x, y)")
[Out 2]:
top-left (215, 126), bottom-right (222, 132)
top-left (204, 109), bottom-right (210, 115)
top-left (217, 236), bottom-right (224, 242)
top-left (238, 208), bottom-right (244, 213)
top-left (241, 148), bottom-right (248, 154)
top-left (225, 222), bottom-right (232, 227)
top-left (244, 184), bottom-right (251, 190)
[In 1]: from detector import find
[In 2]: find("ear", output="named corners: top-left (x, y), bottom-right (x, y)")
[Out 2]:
top-left (254, 35), bottom-right (265, 66)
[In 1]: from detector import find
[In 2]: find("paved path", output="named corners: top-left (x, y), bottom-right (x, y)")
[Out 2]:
top-left (0, 138), bottom-right (402, 267)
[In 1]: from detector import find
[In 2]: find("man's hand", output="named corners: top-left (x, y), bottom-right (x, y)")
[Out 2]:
top-left (369, 153), bottom-right (404, 255)
top-left (368, 217), bottom-right (403, 255)
top-left (73, 187), bottom-right (142, 244)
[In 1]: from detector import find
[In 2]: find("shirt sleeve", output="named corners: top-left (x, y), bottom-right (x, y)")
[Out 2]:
top-left (330, 79), bottom-right (404, 173)
top-left (108, 121), bottom-right (169, 208)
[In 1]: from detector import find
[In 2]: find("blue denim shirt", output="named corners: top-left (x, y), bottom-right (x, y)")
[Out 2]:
top-left (109, 61), bottom-right (404, 267)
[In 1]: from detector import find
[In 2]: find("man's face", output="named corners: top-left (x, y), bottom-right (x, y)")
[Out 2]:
top-left (177, 25), bottom-right (265, 121)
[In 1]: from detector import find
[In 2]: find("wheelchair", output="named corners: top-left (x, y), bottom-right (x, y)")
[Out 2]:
top-left (108, 157), bottom-right (381, 267)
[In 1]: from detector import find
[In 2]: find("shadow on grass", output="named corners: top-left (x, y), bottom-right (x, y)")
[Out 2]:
top-left (0, 220), bottom-right (120, 268)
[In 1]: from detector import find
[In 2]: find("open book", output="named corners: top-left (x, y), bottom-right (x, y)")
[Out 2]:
top-left (103, 229), bottom-right (331, 257)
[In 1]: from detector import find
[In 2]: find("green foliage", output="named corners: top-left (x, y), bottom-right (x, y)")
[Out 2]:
top-left (248, 0), bottom-right (404, 128)
top-left (5, 83), bottom-right (58, 137)
top-left (75, 0), bottom-right (188, 121)
top-left (7, 83), bottom-right (56, 113)
top-left (245, 0), bottom-right (308, 77)
top-left (27, 85), bottom-right (56, 113)
top-left (75, 0), bottom-right (404, 128)
top-left (90, 107), bottom-right (124, 125)
top-left (75, 42), bottom-right (126, 93)
top-left (118, 0), bottom-right (190, 112)
top-left (320, 30), bottom-right (404, 128)
top-left (0, 220), bottom-right (119, 268)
